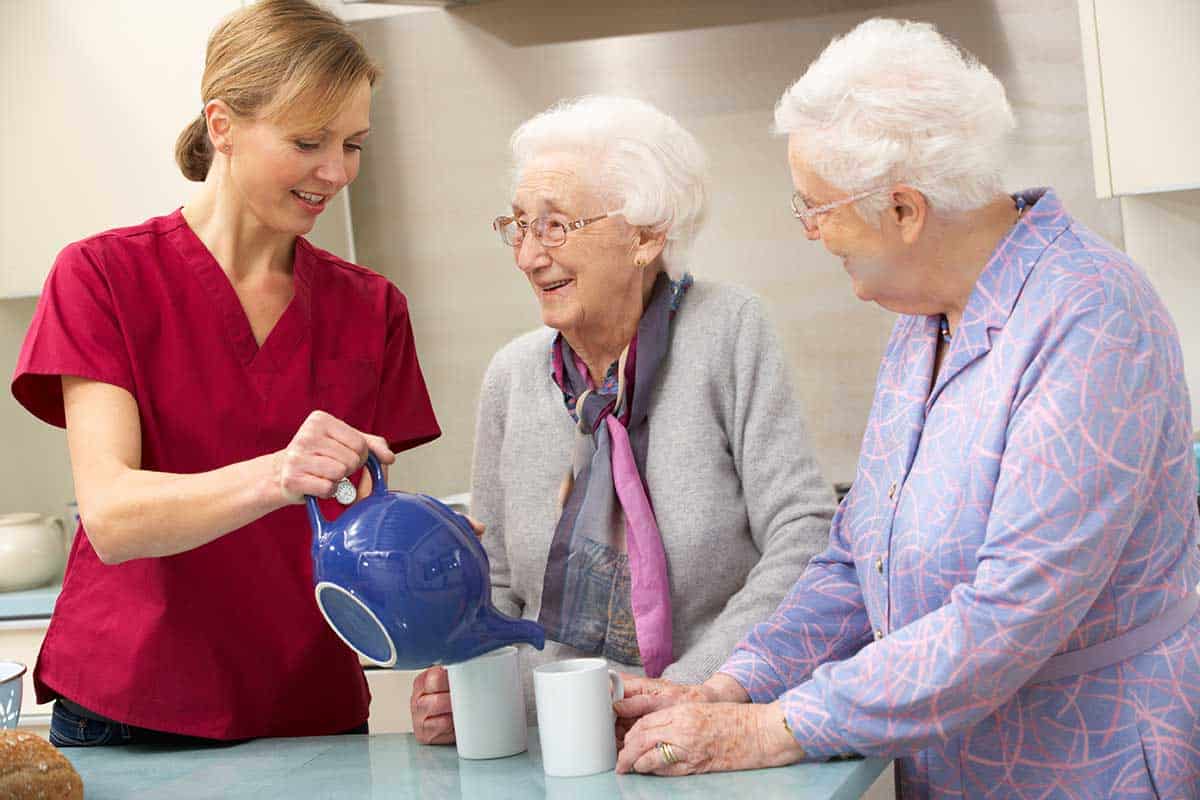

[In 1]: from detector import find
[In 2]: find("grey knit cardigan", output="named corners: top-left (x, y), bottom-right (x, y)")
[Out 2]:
top-left (470, 280), bottom-right (837, 702)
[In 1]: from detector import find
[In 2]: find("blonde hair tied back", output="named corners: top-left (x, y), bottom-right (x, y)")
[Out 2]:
top-left (174, 0), bottom-right (379, 182)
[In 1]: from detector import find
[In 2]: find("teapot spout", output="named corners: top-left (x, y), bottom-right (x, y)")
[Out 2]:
top-left (449, 606), bottom-right (545, 663)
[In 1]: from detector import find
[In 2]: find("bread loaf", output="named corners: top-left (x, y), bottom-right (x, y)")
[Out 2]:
top-left (0, 731), bottom-right (83, 800)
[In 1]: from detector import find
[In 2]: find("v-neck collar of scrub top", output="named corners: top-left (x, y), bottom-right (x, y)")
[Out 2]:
top-left (166, 208), bottom-right (313, 375)
top-left (924, 187), bottom-right (1071, 410)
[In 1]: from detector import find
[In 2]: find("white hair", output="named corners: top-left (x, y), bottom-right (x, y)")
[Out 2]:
top-left (775, 18), bottom-right (1015, 223)
top-left (510, 96), bottom-right (708, 279)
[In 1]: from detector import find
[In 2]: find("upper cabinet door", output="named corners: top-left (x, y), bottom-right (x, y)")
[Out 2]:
top-left (1078, 0), bottom-right (1200, 198)
top-left (0, 1), bottom-right (242, 298)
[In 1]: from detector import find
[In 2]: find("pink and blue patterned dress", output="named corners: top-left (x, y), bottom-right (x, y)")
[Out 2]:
top-left (721, 188), bottom-right (1200, 798)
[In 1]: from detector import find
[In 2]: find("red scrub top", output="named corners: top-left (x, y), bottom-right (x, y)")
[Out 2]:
top-left (10, 210), bottom-right (441, 739)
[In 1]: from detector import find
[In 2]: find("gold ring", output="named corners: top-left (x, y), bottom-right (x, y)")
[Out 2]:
top-left (657, 741), bottom-right (679, 765)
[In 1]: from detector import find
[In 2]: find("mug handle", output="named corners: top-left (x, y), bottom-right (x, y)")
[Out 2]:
top-left (608, 670), bottom-right (624, 703)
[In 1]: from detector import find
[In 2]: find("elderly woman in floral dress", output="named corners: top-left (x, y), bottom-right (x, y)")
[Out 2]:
top-left (409, 96), bottom-right (837, 742)
top-left (615, 19), bottom-right (1200, 799)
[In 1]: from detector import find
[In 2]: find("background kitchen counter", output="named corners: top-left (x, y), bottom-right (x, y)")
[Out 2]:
top-left (0, 583), bottom-right (60, 621)
top-left (62, 728), bottom-right (894, 800)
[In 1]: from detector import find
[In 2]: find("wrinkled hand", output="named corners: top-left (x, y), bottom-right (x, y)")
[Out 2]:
top-left (410, 666), bottom-right (455, 745)
top-left (613, 676), bottom-right (716, 745)
top-left (274, 410), bottom-right (394, 504)
top-left (616, 701), bottom-right (804, 776)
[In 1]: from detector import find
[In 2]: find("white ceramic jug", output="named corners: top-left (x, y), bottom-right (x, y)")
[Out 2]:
top-left (0, 513), bottom-right (67, 592)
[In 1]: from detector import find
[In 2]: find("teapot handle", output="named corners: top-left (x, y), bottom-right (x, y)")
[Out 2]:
top-left (364, 452), bottom-right (388, 497)
top-left (305, 452), bottom-right (389, 527)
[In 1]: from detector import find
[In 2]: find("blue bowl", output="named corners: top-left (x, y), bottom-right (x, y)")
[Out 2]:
top-left (0, 661), bottom-right (26, 730)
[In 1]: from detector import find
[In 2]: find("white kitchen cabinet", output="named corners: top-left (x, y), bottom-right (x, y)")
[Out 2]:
top-left (0, 0), bottom-right (355, 299)
top-left (1077, 0), bottom-right (1200, 198)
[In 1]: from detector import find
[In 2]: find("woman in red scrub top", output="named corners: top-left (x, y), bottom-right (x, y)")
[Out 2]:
top-left (10, 0), bottom-right (440, 746)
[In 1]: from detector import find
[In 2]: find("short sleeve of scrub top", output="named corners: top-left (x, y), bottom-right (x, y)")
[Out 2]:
top-left (12, 239), bottom-right (135, 426)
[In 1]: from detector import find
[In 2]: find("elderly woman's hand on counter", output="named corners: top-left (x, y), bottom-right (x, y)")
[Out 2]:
top-left (616, 699), bottom-right (804, 776)
top-left (613, 673), bottom-right (729, 747)
top-left (614, 672), bottom-right (748, 721)
top-left (615, 672), bottom-right (767, 771)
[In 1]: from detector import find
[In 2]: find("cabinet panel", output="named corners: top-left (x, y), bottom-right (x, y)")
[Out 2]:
top-left (1078, 0), bottom-right (1200, 197)
top-left (0, 0), bottom-right (242, 298)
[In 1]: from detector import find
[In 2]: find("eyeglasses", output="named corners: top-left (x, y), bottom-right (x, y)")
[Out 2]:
top-left (491, 213), bottom-right (611, 248)
top-left (791, 185), bottom-right (891, 232)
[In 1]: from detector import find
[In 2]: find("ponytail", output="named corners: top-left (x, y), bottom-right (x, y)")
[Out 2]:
top-left (174, 113), bottom-right (212, 182)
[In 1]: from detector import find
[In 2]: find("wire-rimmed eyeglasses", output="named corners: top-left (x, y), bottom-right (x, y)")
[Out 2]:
top-left (791, 185), bottom-right (891, 232)
top-left (492, 213), bottom-right (611, 248)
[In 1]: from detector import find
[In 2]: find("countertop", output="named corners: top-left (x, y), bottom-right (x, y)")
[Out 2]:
top-left (0, 582), bottom-right (60, 621)
top-left (63, 728), bottom-right (891, 799)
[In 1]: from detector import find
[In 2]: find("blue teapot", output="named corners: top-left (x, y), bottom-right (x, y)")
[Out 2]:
top-left (308, 454), bottom-right (545, 669)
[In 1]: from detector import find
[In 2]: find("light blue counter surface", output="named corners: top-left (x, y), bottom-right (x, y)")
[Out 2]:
top-left (0, 582), bottom-right (60, 620)
top-left (63, 728), bottom-right (890, 799)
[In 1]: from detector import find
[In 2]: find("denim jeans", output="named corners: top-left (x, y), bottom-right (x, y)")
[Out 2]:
top-left (49, 699), bottom-right (368, 747)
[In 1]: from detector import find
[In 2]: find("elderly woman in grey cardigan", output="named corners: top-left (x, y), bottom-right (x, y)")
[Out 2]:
top-left (409, 95), bottom-right (836, 744)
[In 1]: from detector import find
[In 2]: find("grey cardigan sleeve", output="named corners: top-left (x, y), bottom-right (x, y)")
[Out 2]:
top-left (660, 296), bottom-right (837, 685)
top-left (470, 351), bottom-right (524, 621)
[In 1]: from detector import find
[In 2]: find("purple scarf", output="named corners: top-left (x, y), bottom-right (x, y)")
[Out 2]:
top-left (537, 272), bottom-right (688, 676)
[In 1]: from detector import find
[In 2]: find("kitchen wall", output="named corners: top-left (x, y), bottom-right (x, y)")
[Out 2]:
top-left (0, 300), bottom-right (73, 518)
top-left (350, 0), bottom-right (1124, 497)
top-left (0, 0), bottom-right (243, 299)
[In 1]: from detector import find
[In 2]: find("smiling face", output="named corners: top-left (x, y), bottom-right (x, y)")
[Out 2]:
top-left (510, 152), bottom-right (653, 340)
top-left (221, 79), bottom-right (372, 237)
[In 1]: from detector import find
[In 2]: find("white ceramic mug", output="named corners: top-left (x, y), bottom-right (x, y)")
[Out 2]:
top-left (533, 658), bottom-right (625, 777)
top-left (446, 646), bottom-right (527, 760)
